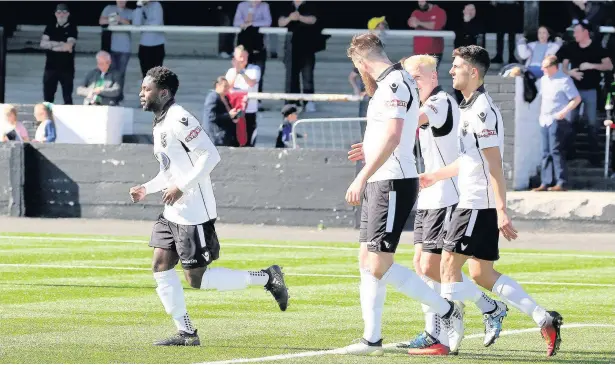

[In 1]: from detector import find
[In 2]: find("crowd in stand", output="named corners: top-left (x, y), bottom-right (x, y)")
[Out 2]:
top-left (3, 0), bottom-right (615, 182)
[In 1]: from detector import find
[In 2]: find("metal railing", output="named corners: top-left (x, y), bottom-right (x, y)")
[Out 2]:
top-left (291, 117), bottom-right (365, 150)
top-left (606, 125), bottom-right (612, 178)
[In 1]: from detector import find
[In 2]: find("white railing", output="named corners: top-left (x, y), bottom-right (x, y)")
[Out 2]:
top-left (292, 117), bottom-right (365, 150)
top-left (606, 125), bottom-right (612, 178)
top-left (248, 92), bottom-right (361, 102)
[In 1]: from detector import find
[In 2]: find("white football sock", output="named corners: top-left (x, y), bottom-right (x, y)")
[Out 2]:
top-left (381, 264), bottom-right (450, 316)
top-left (492, 275), bottom-right (547, 327)
top-left (420, 276), bottom-right (443, 341)
top-left (461, 273), bottom-right (497, 314)
top-left (154, 269), bottom-right (195, 334)
top-left (360, 268), bottom-right (386, 343)
top-left (200, 267), bottom-right (256, 291)
top-left (248, 270), bottom-right (270, 286)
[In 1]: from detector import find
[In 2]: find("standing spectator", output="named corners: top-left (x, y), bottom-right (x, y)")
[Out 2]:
top-left (40, 3), bottom-right (77, 105)
top-left (33, 103), bottom-right (57, 143)
top-left (491, 1), bottom-right (522, 65)
top-left (217, 4), bottom-right (235, 59)
top-left (569, 1), bottom-right (608, 37)
top-left (226, 45), bottom-right (261, 146)
top-left (76, 51), bottom-right (122, 106)
top-left (349, 68), bottom-right (368, 118)
top-left (279, 0), bottom-right (320, 112)
top-left (99, 0), bottom-right (133, 103)
top-left (368, 16), bottom-right (389, 47)
top-left (557, 22), bottom-right (613, 165)
top-left (234, 0), bottom-right (272, 98)
top-left (408, 1), bottom-right (447, 67)
top-left (533, 56), bottom-right (581, 192)
top-left (133, 0), bottom-right (165, 78)
top-left (604, 78), bottom-right (615, 178)
top-left (1, 105), bottom-right (30, 143)
top-left (454, 4), bottom-right (484, 49)
top-left (203, 76), bottom-right (241, 147)
top-left (517, 26), bottom-right (562, 78)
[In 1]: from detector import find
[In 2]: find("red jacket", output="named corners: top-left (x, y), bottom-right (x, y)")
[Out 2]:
top-left (409, 5), bottom-right (447, 55)
top-left (227, 90), bottom-right (248, 146)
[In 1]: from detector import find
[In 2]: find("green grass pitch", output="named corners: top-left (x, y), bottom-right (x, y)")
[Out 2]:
top-left (0, 233), bottom-right (614, 363)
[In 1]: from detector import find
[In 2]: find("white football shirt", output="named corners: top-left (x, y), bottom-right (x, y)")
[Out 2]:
top-left (225, 64), bottom-right (261, 113)
top-left (417, 86), bottom-right (460, 210)
top-left (363, 63), bottom-right (420, 182)
top-left (150, 103), bottom-right (219, 225)
top-left (457, 86), bottom-right (504, 209)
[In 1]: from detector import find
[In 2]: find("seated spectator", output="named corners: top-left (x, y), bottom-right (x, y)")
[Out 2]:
top-left (517, 26), bottom-right (562, 78)
top-left (533, 56), bottom-right (581, 192)
top-left (408, 1), bottom-right (447, 67)
top-left (33, 102), bottom-right (57, 143)
top-left (454, 4), bottom-right (485, 49)
top-left (203, 76), bottom-right (241, 147)
top-left (1, 104), bottom-right (30, 142)
top-left (226, 45), bottom-right (261, 146)
top-left (76, 51), bottom-right (122, 106)
top-left (275, 104), bottom-right (304, 148)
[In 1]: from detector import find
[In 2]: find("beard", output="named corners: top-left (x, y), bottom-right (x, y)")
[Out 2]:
top-left (418, 3), bottom-right (430, 11)
top-left (359, 70), bottom-right (378, 97)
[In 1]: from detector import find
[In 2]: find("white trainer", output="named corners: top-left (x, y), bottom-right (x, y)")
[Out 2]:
top-left (332, 339), bottom-right (384, 356)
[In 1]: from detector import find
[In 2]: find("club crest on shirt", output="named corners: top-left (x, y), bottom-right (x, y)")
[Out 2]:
top-left (389, 82), bottom-right (398, 93)
top-left (477, 112), bottom-right (487, 123)
top-left (160, 132), bottom-right (167, 148)
top-left (180, 116), bottom-right (189, 126)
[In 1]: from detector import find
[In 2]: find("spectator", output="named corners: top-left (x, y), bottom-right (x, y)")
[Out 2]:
top-left (454, 3), bottom-right (484, 49)
top-left (408, 1), bottom-right (447, 68)
top-left (99, 0), bottom-right (133, 103)
top-left (517, 26), bottom-right (562, 78)
top-left (1, 105), bottom-right (30, 143)
top-left (133, 0), bottom-right (165, 78)
top-left (76, 51), bottom-right (122, 106)
top-left (279, 0), bottom-right (320, 112)
top-left (203, 76), bottom-right (241, 147)
top-left (234, 0), bottom-right (272, 98)
top-left (533, 56), bottom-right (581, 192)
top-left (557, 21), bottom-right (613, 165)
top-left (569, 1), bottom-right (608, 36)
top-left (40, 3), bottom-right (78, 105)
top-left (604, 78), bottom-right (615, 178)
top-left (217, 4), bottom-right (235, 59)
top-left (33, 103), bottom-right (57, 143)
top-left (490, 1), bottom-right (522, 65)
top-left (275, 104), bottom-right (304, 148)
top-left (368, 16), bottom-right (388, 47)
top-left (226, 45), bottom-right (261, 147)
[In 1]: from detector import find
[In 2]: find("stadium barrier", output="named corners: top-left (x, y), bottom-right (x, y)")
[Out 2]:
top-left (0, 142), bottom-right (361, 228)
top-left (291, 117), bottom-right (365, 150)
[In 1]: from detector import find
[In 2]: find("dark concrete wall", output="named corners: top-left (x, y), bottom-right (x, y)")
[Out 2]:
top-left (6, 144), bottom-right (357, 228)
top-left (0, 143), bottom-right (24, 216)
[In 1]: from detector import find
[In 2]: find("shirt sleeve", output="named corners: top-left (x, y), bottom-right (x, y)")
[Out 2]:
top-left (470, 104), bottom-right (499, 150)
top-left (379, 80), bottom-right (411, 120)
top-left (45, 121), bottom-right (56, 142)
top-left (171, 112), bottom-right (221, 191)
top-left (101, 5), bottom-right (113, 17)
top-left (563, 77), bottom-right (580, 100)
top-left (434, 6), bottom-right (447, 30)
top-left (67, 24), bottom-right (78, 40)
top-left (225, 68), bottom-right (235, 81)
top-left (247, 65), bottom-right (261, 83)
top-left (420, 94), bottom-right (448, 129)
top-left (43, 24), bottom-right (51, 37)
top-left (150, 2), bottom-right (164, 25)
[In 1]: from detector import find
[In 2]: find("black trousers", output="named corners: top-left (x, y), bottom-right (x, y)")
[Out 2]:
top-left (285, 52), bottom-right (315, 106)
top-left (138, 44), bottom-right (165, 78)
top-left (249, 49), bottom-right (267, 93)
top-left (43, 68), bottom-right (74, 105)
top-left (245, 112), bottom-right (257, 147)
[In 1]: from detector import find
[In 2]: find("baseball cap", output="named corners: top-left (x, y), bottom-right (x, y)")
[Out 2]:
top-left (281, 104), bottom-right (298, 118)
top-left (367, 16), bottom-right (386, 31)
top-left (56, 3), bottom-right (69, 12)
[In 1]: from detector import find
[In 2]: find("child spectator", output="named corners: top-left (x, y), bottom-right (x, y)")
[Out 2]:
top-left (33, 102), bottom-right (57, 143)
top-left (275, 104), bottom-right (304, 148)
top-left (1, 104), bottom-right (30, 142)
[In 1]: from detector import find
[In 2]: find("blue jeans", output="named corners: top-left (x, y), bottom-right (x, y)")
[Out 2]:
top-left (527, 65), bottom-right (543, 78)
top-left (540, 120), bottom-right (569, 187)
top-left (569, 88), bottom-right (598, 160)
top-left (111, 51), bottom-right (131, 102)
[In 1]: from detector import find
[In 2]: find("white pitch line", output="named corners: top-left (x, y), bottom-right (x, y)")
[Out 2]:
top-left (203, 324), bottom-right (615, 364)
top-left (1, 235), bottom-right (615, 259)
top-left (0, 264), bottom-right (614, 288)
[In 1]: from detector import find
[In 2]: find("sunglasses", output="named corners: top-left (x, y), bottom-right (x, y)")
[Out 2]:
top-left (56, 10), bottom-right (69, 14)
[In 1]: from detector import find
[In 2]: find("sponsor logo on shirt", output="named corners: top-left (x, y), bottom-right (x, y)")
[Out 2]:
top-left (477, 128), bottom-right (497, 138)
top-left (427, 103), bottom-right (438, 114)
top-left (185, 126), bottom-right (203, 143)
top-left (385, 99), bottom-right (408, 108)
top-left (181, 259), bottom-right (198, 264)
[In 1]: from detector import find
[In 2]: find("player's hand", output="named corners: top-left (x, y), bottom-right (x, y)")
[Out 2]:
top-left (497, 208), bottom-right (518, 241)
top-left (605, 119), bottom-right (613, 127)
top-left (348, 142), bottom-right (364, 162)
top-left (129, 185), bottom-right (146, 203)
top-left (569, 68), bottom-right (584, 81)
top-left (579, 62), bottom-right (594, 71)
top-left (162, 185), bottom-right (183, 205)
top-left (345, 177), bottom-right (365, 206)
top-left (419, 173), bottom-right (437, 189)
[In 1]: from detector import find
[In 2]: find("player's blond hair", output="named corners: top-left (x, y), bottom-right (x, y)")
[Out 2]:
top-left (403, 55), bottom-right (438, 73)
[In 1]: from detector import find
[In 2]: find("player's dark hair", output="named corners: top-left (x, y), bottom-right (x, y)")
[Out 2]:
top-left (146, 66), bottom-right (179, 96)
top-left (452, 45), bottom-right (490, 79)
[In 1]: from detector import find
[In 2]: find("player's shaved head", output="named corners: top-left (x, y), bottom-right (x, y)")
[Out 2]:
top-left (140, 66), bottom-right (179, 113)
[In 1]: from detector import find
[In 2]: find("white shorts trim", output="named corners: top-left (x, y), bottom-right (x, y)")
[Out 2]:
top-left (385, 191), bottom-right (397, 233)
top-left (464, 209), bottom-right (478, 237)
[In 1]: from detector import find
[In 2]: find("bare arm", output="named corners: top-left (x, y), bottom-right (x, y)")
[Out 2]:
top-left (143, 171), bottom-right (167, 195)
top-left (355, 118), bottom-right (403, 183)
top-left (278, 16), bottom-right (291, 27)
top-left (348, 71), bottom-right (360, 94)
top-left (561, 59), bottom-right (571, 75)
top-left (417, 111), bottom-right (429, 127)
top-left (483, 147), bottom-right (506, 211)
top-left (299, 15), bottom-right (317, 24)
top-left (99, 15), bottom-right (110, 25)
top-left (431, 158), bottom-right (460, 181)
top-left (584, 57), bottom-right (614, 72)
top-left (559, 95), bottom-right (582, 116)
